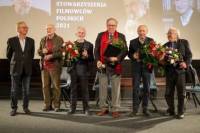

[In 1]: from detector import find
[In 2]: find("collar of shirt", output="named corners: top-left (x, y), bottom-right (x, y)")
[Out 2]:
top-left (18, 35), bottom-right (26, 51)
top-left (47, 34), bottom-right (55, 39)
top-left (139, 37), bottom-right (146, 44)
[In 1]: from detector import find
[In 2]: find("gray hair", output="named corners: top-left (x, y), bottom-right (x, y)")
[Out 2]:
top-left (106, 17), bottom-right (118, 25)
top-left (76, 26), bottom-right (86, 33)
top-left (167, 27), bottom-right (180, 38)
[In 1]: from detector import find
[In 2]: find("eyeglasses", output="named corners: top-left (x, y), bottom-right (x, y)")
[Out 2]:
top-left (107, 24), bottom-right (117, 27)
top-left (20, 26), bottom-right (29, 29)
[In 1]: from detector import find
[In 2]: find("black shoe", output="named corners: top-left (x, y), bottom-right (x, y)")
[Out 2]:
top-left (23, 108), bottom-right (31, 114)
top-left (164, 109), bottom-right (175, 116)
top-left (42, 107), bottom-right (51, 112)
top-left (84, 110), bottom-right (91, 116)
top-left (49, 106), bottom-right (54, 111)
top-left (143, 110), bottom-right (152, 117)
top-left (67, 109), bottom-right (76, 115)
top-left (10, 109), bottom-right (17, 116)
top-left (54, 108), bottom-right (60, 112)
top-left (176, 114), bottom-right (184, 119)
top-left (128, 111), bottom-right (138, 117)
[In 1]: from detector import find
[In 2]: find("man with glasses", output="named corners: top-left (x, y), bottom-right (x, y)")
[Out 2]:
top-left (7, 21), bottom-right (35, 116)
top-left (95, 18), bottom-right (128, 118)
top-left (164, 27), bottom-right (192, 119)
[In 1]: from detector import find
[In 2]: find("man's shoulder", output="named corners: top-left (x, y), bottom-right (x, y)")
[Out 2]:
top-left (97, 32), bottom-right (105, 37)
top-left (118, 32), bottom-right (125, 37)
top-left (178, 39), bottom-right (188, 43)
top-left (8, 36), bottom-right (18, 41)
top-left (146, 37), bottom-right (154, 41)
top-left (54, 34), bottom-right (64, 41)
top-left (130, 38), bottom-right (138, 44)
top-left (85, 40), bottom-right (93, 47)
top-left (164, 41), bottom-right (170, 46)
top-left (26, 37), bottom-right (34, 42)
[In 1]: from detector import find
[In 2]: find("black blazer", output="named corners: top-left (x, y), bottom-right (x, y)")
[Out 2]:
top-left (128, 37), bottom-right (153, 74)
top-left (72, 40), bottom-right (94, 76)
top-left (6, 36), bottom-right (35, 75)
top-left (164, 39), bottom-right (192, 73)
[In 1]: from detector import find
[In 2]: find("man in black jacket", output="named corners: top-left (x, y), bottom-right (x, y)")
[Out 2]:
top-left (164, 27), bottom-right (192, 119)
top-left (67, 26), bottom-right (94, 115)
top-left (128, 25), bottom-right (153, 117)
top-left (95, 18), bottom-right (128, 118)
top-left (7, 21), bottom-right (35, 116)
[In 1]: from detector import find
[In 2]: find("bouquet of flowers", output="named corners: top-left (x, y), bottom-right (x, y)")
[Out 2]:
top-left (62, 41), bottom-right (80, 67)
top-left (141, 41), bottom-right (165, 72)
top-left (104, 37), bottom-right (127, 66)
top-left (164, 46), bottom-right (182, 66)
top-left (110, 38), bottom-right (127, 51)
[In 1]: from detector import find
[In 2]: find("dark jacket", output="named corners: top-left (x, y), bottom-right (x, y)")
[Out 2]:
top-left (128, 37), bottom-right (153, 74)
top-left (73, 40), bottom-right (94, 76)
top-left (6, 36), bottom-right (35, 75)
top-left (38, 34), bottom-right (64, 70)
top-left (94, 31), bottom-right (128, 75)
top-left (164, 39), bottom-right (192, 73)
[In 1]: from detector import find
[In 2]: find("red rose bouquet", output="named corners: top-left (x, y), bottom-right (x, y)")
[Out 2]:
top-left (141, 41), bottom-right (165, 72)
top-left (62, 41), bottom-right (80, 67)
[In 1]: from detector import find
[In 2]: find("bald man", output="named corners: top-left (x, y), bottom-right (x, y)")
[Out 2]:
top-left (128, 25), bottom-right (153, 117)
top-left (164, 27), bottom-right (192, 119)
top-left (38, 24), bottom-right (64, 112)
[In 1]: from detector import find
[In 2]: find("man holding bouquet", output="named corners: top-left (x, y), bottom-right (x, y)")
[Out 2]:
top-left (128, 25), bottom-right (153, 117)
top-left (163, 27), bottom-right (192, 119)
top-left (95, 18), bottom-right (128, 118)
top-left (38, 24), bottom-right (64, 112)
top-left (66, 26), bottom-right (94, 115)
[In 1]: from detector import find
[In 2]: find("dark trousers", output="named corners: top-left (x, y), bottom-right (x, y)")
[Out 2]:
top-left (132, 70), bottom-right (151, 112)
top-left (10, 71), bottom-right (31, 110)
top-left (69, 69), bottom-right (89, 111)
top-left (165, 71), bottom-right (186, 115)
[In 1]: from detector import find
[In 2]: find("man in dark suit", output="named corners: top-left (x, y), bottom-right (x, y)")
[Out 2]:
top-left (67, 26), bottom-right (94, 115)
top-left (128, 25), bottom-right (153, 117)
top-left (6, 21), bottom-right (35, 116)
top-left (164, 27), bottom-right (192, 119)
top-left (95, 18), bottom-right (128, 118)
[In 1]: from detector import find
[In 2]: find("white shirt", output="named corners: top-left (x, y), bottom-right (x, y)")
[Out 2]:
top-left (18, 36), bottom-right (26, 52)
top-left (139, 37), bottom-right (146, 44)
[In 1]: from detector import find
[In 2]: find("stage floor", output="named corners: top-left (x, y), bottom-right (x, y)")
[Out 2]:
top-left (0, 99), bottom-right (200, 133)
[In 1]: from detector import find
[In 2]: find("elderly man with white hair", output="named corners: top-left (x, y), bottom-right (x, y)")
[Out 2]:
top-left (163, 27), bottom-right (192, 119)
top-left (38, 24), bottom-right (64, 112)
top-left (67, 26), bottom-right (94, 115)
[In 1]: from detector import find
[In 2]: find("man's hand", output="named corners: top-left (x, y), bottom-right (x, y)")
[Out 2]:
top-left (180, 62), bottom-right (187, 69)
top-left (42, 48), bottom-right (48, 54)
top-left (82, 49), bottom-right (88, 58)
top-left (133, 52), bottom-right (139, 59)
top-left (133, 52), bottom-right (140, 62)
top-left (44, 54), bottom-right (53, 61)
top-left (109, 57), bottom-right (118, 62)
top-left (97, 61), bottom-right (103, 68)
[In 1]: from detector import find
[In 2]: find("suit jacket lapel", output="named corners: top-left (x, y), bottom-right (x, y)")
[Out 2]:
top-left (24, 37), bottom-right (28, 53)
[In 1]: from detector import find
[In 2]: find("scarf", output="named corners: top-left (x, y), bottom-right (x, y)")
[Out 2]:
top-left (100, 31), bottom-right (122, 74)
